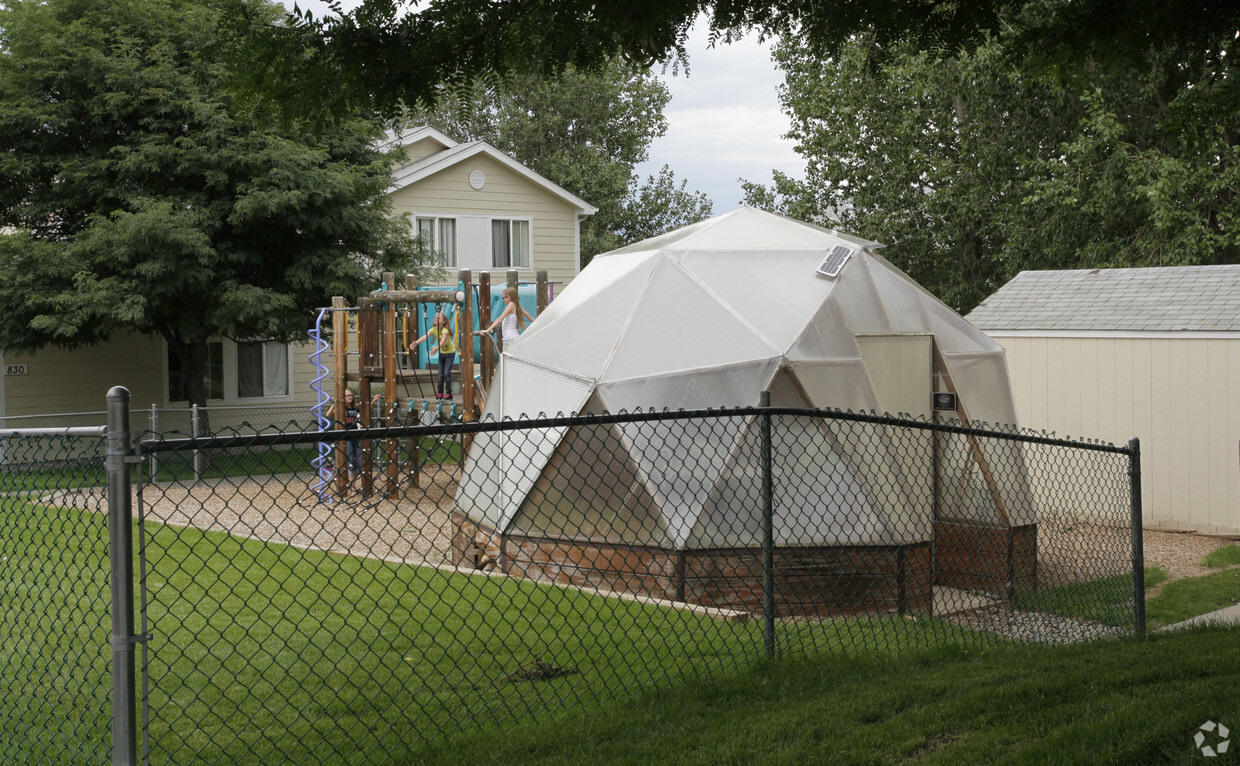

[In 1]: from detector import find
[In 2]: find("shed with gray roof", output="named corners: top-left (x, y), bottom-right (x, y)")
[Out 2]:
top-left (967, 265), bottom-right (1240, 534)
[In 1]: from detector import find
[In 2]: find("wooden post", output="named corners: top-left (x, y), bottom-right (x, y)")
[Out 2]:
top-left (459, 269), bottom-right (475, 421)
top-left (357, 298), bottom-right (382, 377)
top-left (479, 271), bottom-right (494, 390)
top-left (331, 296), bottom-right (349, 498)
top-left (536, 270), bottom-right (548, 315)
top-left (382, 273), bottom-right (399, 499)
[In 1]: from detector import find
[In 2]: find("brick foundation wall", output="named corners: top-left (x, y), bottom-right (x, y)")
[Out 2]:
top-left (934, 520), bottom-right (1037, 597)
top-left (455, 513), bottom-right (1036, 611)
top-left (450, 512), bottom-right (502, 570)
top-left (682, 543), bottom-right (933, 617)
top-left (498, 533), bottom-right (934, 617)
top-left (501, 537), bottom-right (681, 598)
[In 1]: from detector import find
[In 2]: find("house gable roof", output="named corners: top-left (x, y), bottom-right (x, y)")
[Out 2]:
top-left (967, 265), bottom-right (1240, 332)
top-left (378, 126), bottom-right (457, 154)
top-left (387, 137), bottom-right (597, 215)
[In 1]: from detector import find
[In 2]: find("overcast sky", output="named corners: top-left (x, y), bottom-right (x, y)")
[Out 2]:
top-left (636, 26), bottom-right (803, 213)
top-left (281, 3), bottom-right (804, 212)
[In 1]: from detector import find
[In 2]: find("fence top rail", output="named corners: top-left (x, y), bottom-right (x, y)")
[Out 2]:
top-left (1, 426), bottom-right (108, 437)
top-left (140, 405), bottom-right (1132, 455)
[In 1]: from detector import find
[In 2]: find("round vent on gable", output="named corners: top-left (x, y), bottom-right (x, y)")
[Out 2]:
top-left (469, 170), bottom-right (486, 190)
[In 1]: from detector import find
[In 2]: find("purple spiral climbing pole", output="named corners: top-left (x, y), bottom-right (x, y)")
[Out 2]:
top-left (308, 307), bottom-right (334, 503)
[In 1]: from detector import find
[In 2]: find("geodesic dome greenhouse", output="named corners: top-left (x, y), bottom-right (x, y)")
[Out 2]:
top-left (453, 207), bottom-right (1035, 614)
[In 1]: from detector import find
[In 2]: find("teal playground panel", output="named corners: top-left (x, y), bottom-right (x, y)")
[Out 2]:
top-left (409, 283), bottom-right (542, 368)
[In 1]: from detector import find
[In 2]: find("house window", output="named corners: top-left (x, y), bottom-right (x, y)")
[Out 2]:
top-left (167, 339), bottom-right (291, 403)
top-left (237, 341), bottom-right (289, 399)
top-left (416, 216), bottom-right (457, 267)
top-left (168, 341), bottom-right (223, 402)
top-left (491, 219), bottom-right (530, 269)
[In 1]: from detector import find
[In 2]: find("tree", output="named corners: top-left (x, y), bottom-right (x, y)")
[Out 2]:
top-left (743, 6), bottom-right (1239, 313)
top-left (231, 0), bottom-right (1239, 120)
top-left (999, 52), bottom-right (1240, 272)
top-left (404, 61), bottom-right (712, 264)
top-left (0, 0), bottom-right (426, 408)
top-left (615, 165), bottom-right (713, 249)
top-left (742, 35), bottom-right (1077, 311)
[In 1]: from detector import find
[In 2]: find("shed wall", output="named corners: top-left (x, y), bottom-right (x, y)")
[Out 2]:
top-left (993, 334), bottom-right (1240, 534)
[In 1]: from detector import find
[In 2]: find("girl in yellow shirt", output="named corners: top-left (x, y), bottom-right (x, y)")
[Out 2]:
top-left (410, 312), bottom-right (459, 400)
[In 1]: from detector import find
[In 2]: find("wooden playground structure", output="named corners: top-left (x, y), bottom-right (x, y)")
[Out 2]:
top-left (327, 268), bottom-right (551, 500)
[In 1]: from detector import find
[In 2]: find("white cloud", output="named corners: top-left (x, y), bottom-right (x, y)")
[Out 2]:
top-left (639, 21), bottom-right (802, 211)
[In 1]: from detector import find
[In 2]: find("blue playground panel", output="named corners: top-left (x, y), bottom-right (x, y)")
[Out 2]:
top-left (408, 283), bottom-right (540, 368)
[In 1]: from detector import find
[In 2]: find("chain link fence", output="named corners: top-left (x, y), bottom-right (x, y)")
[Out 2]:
top-left (0, 428), bottom-right (111, 765)
top-left (3, 398), bottom-right (1142, 764)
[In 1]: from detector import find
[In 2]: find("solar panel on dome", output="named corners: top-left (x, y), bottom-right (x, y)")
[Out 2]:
top-left (816, 245), bottom-right (854, 278)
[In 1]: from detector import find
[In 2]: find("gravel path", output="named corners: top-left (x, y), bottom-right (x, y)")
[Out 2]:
top-left (45, 464), bottom-right (464, 568)
top-left (947, 605), bottom-right (1129, 644)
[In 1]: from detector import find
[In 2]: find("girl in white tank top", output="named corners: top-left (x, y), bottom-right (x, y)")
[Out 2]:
top-left (477, 286), bottom-right (534, 345)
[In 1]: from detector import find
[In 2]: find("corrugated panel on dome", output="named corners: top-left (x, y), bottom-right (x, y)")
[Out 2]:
top-left (496, 358), bottom-right (593, 523)
top-left (500, 356), bottom-right (593, 419)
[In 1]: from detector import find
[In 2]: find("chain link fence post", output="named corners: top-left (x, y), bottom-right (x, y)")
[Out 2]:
top-left (191, 404), bottom-right (202, 483)
top-left (1129, 437), bottom-right (1146, 634)
top-left (148, 403), bottom-right (159, 477)
top-left (106, 387), bottom-right (139, 765)
top-left (760, 390), bottom-right (775, 658)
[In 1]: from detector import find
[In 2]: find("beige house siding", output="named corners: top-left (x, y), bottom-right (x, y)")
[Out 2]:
top-left (389, 153), bottom-right (582, 289)
top-left (2, 332), bottom-right (165, 416)
top-left (1, 332), bottom-right (323, 427)
top-left (994, 333), bottom-right (1240, 534)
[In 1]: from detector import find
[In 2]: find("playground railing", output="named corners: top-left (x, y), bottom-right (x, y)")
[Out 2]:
top-left (4, 390), bottom-right (1142, 765)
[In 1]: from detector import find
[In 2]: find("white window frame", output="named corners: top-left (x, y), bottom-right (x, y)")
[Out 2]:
top-left (415, 215), bottom-right (458, 267)
top-left (165, 338), bottom-right (294, 405)
top-left (490, 217), bottom-right (533, 269)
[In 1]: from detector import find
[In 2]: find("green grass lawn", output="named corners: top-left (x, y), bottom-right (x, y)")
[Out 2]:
top-left (2, 498), bottom-right (988, 765)
top-left (0, 462), bottom-right (107, 492)
top-left (1010, 567), bottom-right (1167, 628)
top-left (435, 625), bottom-right (1240, 765)
top-left (1201, 543), bottom-right (1240, 569)
top-left (7, 493), bottom-right (1236, 765)
top-left (1146, 568), bottom-right (1240, 627)
top-left (0, 496), bottom-right (112, 765)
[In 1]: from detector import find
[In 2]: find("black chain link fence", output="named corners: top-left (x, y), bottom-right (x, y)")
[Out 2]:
top-left (3, 404), bottom-right (1140, 764)
top-left (0, 429), bottom-right (111, 765)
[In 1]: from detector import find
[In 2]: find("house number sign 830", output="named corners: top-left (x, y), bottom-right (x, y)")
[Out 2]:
top-left (5, 364), bottom-right (28, 375)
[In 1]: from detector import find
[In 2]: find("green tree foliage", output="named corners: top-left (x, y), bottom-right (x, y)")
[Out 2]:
top-left (742, 35), bottom-right (1080, 311)
top-left (232, 0), bottom-right (1238, 120)
top-left (744, 10), bottom-right (1239, 312)
top-left (405, 62), bottom-right (712, 264)
top-left (0, 0), bottom-right (423, 407)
